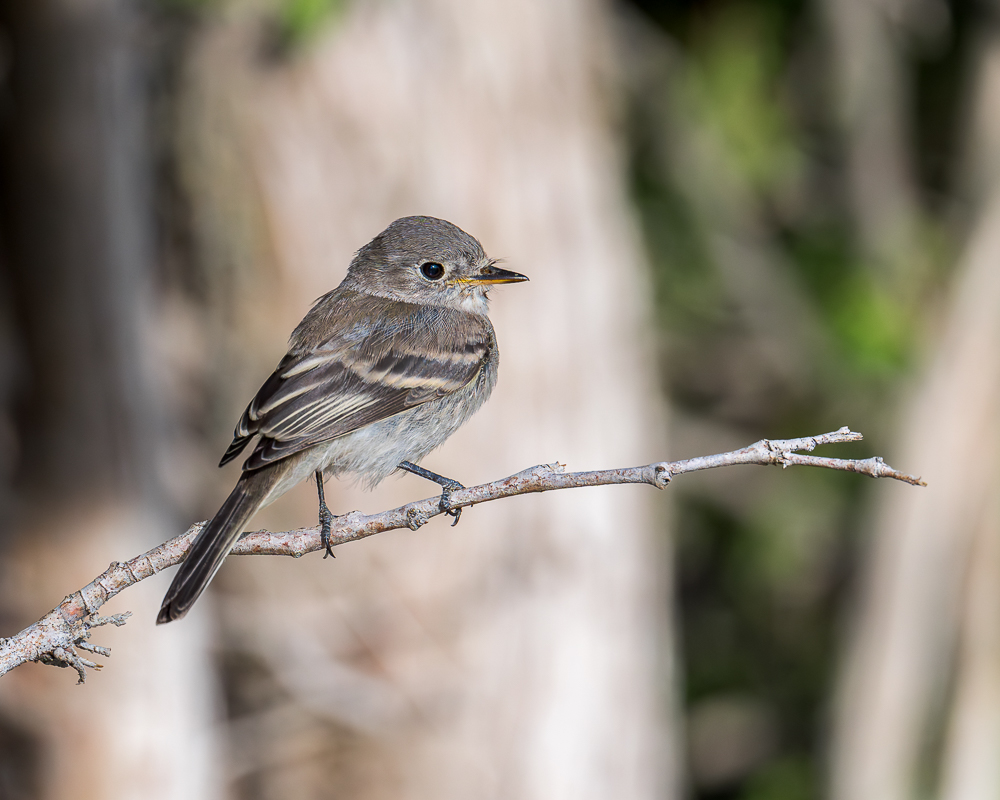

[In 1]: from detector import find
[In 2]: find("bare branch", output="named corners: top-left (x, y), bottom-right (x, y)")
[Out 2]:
top-left (0, 427), bottom-right (924, 682)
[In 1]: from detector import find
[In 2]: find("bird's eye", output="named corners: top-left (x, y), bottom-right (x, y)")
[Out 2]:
top-left (420, 262), bottom-right (445, 281)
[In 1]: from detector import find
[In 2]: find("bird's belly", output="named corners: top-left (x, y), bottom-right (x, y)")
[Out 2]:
top-left (320, 389), bottom-right (484, 484)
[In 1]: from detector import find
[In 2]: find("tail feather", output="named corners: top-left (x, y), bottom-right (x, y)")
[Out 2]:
top-left (157, 467), bottom-right (283, 624)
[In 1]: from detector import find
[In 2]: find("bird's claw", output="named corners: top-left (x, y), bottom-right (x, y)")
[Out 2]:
top-left (439, 481), bottom-right (465, 527)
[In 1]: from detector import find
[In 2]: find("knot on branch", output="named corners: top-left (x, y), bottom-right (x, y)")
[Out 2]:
top-left (406, 507), bottom-right (429, 531)
top-left (652, 463), bottom-right (672, 488)
top-left (760, 440), bottom-right (795, 469)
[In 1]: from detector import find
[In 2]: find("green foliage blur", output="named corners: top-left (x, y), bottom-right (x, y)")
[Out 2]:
top-left (274, 0), bottom-right (346, 48)
top-left (157, 0), bottom-right (347, 51)
top-left (622, 0), bottom-right (970, 797)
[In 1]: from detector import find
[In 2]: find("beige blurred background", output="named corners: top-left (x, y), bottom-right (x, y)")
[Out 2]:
top-left (0, 0), bottom-right (994, 799)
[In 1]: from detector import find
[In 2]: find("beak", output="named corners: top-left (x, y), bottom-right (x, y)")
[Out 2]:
top-left (461, 263), bottom-right (529, 285)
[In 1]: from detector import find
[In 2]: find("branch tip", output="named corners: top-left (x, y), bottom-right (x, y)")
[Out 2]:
top-left (89, 612), bottom-right (132, 629)
top-left (77, 641), bottom-right (111, 657)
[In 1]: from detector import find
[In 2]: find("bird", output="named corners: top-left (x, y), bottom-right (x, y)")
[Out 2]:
top-left (157, 216), bottom-right (527, 623)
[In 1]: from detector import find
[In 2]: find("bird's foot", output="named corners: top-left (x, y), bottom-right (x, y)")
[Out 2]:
top-left (314, 470), bottom-right (338, 559)
top-left (319, 503), bottom-right (337, 559)
top-left (397, 461), bottom-right (466, 527)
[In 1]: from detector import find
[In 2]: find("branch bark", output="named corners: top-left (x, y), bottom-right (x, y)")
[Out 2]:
top-left (0, 427), bottom-right (923, 683)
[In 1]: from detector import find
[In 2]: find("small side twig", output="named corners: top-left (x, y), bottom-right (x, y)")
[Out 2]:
top-left (0, 427), bottom-right (924, 682)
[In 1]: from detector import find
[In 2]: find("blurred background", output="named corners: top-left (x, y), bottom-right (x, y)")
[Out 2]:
top-left (0, 0), bottom-right (995, 798)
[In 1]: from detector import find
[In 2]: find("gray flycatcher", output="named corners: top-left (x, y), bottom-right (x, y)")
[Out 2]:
top-left (157, 216), bottom-right (527, 624)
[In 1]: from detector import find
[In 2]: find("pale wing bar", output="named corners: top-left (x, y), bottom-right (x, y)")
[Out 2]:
top-left (220, 335), bottom-right (490, 471)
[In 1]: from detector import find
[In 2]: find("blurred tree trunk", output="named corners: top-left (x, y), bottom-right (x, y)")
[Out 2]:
top-left (0, 1), bottom-right (221, 798)
top-left (820, 0), bottom-right (923, 271)
top-left (932, 34), bottom-right (1000, 800)
top-left (827, 25), bottom-right (1000, 800)
top-left (175, 0), bottom-right (677, 797)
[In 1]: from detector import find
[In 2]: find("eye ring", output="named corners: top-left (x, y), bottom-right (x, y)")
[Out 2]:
top-left (420, 262), bottom-right (445, 281)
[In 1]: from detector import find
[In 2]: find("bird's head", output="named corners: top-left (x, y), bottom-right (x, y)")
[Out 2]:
top-left (345, 216), bottom-right (527, 314)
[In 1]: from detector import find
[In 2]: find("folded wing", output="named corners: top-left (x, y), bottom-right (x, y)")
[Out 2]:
top-left (220, 299), bottom-right (492, 471)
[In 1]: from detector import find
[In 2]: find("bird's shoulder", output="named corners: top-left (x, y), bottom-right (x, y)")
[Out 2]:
top-left (288, 288), bottom-right (494, 358)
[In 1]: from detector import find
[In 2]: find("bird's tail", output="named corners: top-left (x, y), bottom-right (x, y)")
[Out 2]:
top-left (157, 466), bottom-right (284, 624)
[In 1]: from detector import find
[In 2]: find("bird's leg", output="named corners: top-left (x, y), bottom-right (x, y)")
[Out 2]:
top-left (315, 471), bottom-right (337, 559)
top-left (397, 461), bottom-right (466, 526)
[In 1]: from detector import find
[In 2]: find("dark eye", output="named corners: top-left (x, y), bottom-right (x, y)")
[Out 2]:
top-left (420, 262), bottom-right (445, 280)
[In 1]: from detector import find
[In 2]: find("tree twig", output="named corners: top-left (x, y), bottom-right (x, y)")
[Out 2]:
top-left (0, 427), bottom-right (924, 682)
